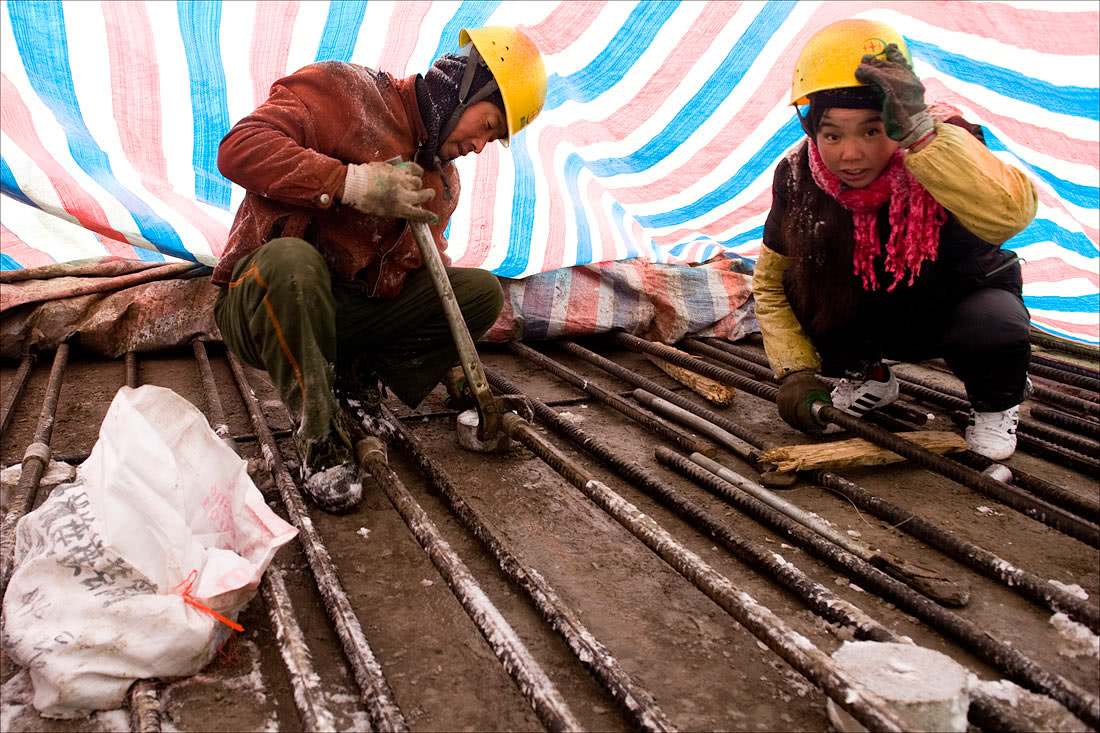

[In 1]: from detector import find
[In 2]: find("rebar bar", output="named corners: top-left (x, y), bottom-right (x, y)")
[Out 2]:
top-left (193, 341), bottom-right (336, 732)
top-left (659, 448), bottom-right (1100, 729)
top-left (816, 403), bottom-right (1100, 547)
top-left (125, 351), bottom-right (139, 388)
top-left (0, 352), bottom-right (35, 437)
top-left (945, 410), bottom-right (1100, 477)
top-left (508, 341), bottom-right (716, 457)
top-left (486, 370), bottom-right (1021, 730)
top-left (1030, 405), bottom-right (1100, 439)
top-left (382, 405), bottom-right (675, 732)
top-left (357, 436), bottom-right (584, 733)
top-left (486, 370), bottom-right (893, 642)
top-left (1029, 361), bottom-right (1100, 392)
top-left (607, 332), bottom-right (1100, 630)
top-left (1, 344), bottom-right (69, 598)
top-left (954, 451), bottom-right (1100, 522)
top-left (226, 352), bottom-right (408, 732)
top-left (496, 410), bottom-right (911, 733)
top-left (1031, 353), bottom-right (1100, 381)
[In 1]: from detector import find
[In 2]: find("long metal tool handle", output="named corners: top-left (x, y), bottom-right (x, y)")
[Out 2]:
top-left (407, 219), bottom-right (501, 441)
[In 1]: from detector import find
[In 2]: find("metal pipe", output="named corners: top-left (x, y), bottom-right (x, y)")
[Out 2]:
top-left (226, 352), bottom-right (409, 732)
top-left (485, 369), bottom-right (893, 642)
top-left (357, 436), bottom-right (584, 733)
top-left (1029, 362), bottom-right (1100, 392)
top-left (507, 341), bottom-right (716, 457)
top-left (1030, 405), bottom-right (1100, 439)
top-left (487, 370), bottom-right (1021, 731)
top-left (193, 341), bottom-right (336, 732)
top-left (607, 332), bottom-right (1100, 630)
top-left (129, 681), bottom-right (162, 733)
top-left (382, 405), bottom-right (675, 732)
top-left (496, 411), bottom-right (911, 733)
top-left (660, 448), bottom-right (1100, 730)
top-left (1030, 354), bottom-right (1100, 381)
top-left (1, 344), bottom-right (69, 598)
top-left (0, 352), bottom-right (35, 436)
top-left (814, 403), bottom-right (1099, 547)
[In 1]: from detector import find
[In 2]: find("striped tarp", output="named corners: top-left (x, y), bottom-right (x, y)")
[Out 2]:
top-left (1, 1), bottom-right (1097, 344)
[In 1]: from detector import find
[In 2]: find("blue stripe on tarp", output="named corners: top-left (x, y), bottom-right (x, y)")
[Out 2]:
top-left (545, 1), bottom-right (680, 110)
top-left (1024, 293), bottom-right (1100, 312)
top-left (719, 224), bottom-right (765, 248)
top-left (612, 202), bottom-right (640, 259)
top-left (1, 253), bottom-right (22, 270)
top-left (907, 37), bottom-right (1099, 121)
top-left (430, 0), bottom-right (502, 62)
top-left (985, 130), bottom-right (1099, 210)
top-left (7, 1), bottom-right (187, 261)
top-left (178, 1), bottom-right (231, 209)
top-left (1004, 219), bottom-right (1099, 259)
top-left (680, 267), bottom-right (716, 332)
top-left (587, 2), bottom-right (794, 176)
top-left (1, 157), bottom-right (39, 209)
top-left (632, 114), bottom-right (802, 228)
top-left (564, 153), bottom-right (593, 265)
top-left (1033, 323), bottom-right (1098, 346)
top-left (496, 129), bottom-right (535, 277)
top-left (315, 0), bottom-right (367, 62)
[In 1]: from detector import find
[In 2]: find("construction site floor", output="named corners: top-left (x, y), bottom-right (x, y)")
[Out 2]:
top-left (1, 335), bottom-right (1098, 732)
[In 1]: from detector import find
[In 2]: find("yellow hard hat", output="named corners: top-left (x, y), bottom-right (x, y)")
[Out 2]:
top-left (460, 26), bottom-right (547, 146)
top-left (790, 19), bottom-right (911, 106)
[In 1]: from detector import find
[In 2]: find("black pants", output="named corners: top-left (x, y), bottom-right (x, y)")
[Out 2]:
top-left (795, 286), bottom-right (1031, 412)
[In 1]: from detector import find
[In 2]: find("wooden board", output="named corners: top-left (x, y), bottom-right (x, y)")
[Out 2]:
top-left (758, 431), bottom-right (967, 473)
top-left (645, 349), bottom-right (736, 406)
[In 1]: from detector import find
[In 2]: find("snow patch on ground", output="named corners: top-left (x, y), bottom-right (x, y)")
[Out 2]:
top-left (1049, 612), bottom-right (1100, 658)
top-left (1049, 579), bottom-right (1089, 600)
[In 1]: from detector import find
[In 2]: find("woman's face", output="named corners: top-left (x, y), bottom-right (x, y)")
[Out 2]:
top-left (814, 108), bottom-right (899, 189)
top-left (440, 100), bottom-right (507, 161)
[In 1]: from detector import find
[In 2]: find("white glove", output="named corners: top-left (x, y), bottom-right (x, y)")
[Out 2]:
top-left (341, 161), bottom-right (436, 222)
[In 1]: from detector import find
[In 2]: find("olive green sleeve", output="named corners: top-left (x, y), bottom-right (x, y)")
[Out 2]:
top-left (752, 243), bottom-right (820, 379)
top-left (904, 120), bottom-right (1038, 245)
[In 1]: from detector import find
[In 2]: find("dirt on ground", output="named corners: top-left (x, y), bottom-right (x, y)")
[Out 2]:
top-left (1, 335), bottom-right (1098, 732)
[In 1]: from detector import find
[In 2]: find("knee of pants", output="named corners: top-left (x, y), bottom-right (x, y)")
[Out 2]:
top-left (944, 289), bottom-right (1030, 355)
top-left (252, 238), bottom-right (333, 298)
top-left (452, 268), bottom-right (504, 333)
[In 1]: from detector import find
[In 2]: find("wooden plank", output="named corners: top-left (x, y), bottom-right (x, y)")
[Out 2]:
top-left (645, 349), bottom-right (736, 406)
top-left (758, 431), bottom-right (967, 473)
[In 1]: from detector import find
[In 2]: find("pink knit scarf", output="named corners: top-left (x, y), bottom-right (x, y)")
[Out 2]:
top-left (807, 141), bottom-right (946, 291)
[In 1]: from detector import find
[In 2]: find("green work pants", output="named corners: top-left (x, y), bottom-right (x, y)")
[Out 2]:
top-left (214, 237), bottom-right (503, 443)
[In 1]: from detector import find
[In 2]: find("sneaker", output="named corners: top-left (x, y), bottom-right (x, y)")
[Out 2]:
top-left (966, 405), bottom-right (1019, 460)
top-left (296, 413), bottom-right (363, 514)
top-left (831, 363), bottom-right (899, 418)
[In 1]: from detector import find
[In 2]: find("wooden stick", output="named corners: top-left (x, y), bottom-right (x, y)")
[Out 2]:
top-left (759, 431), bottom-right (967, 473)
top-left (645, 349), bottom-right (736, 406)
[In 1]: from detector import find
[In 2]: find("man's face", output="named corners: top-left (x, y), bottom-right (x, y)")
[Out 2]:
top-left (814, 108), bottom-right (899, 189)
top-left (440, 100), bottom-right (507, 162)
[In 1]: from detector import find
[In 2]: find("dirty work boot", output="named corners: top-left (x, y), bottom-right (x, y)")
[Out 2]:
top-left (296, 411), bottom-right (363, 514)
top-left (335, 358), bottom-right (386, 435)
top-left (966, 405), bottom-right (1019, 460)
top-left (831, 363), bottom-right (899, 418)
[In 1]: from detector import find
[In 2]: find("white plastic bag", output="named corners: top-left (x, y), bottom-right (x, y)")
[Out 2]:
top-left (3, 385), bottom-right (297, 718)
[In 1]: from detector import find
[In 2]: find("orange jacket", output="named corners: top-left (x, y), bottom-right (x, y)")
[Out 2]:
top-left (212, 61), bottom-right (459, 296)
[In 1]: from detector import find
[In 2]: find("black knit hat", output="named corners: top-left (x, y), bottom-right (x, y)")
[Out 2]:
top-left (799, 85), bottom-right (884, 137)
top-left (414, 53), bottom-right (504, 171)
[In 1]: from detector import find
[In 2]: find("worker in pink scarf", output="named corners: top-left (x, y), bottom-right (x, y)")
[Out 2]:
top-left (753, 19), bottom-right (1037, 460)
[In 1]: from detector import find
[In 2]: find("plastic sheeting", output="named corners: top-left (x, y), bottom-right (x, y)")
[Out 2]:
top-left (1, 1), bottom-right (1097, 343)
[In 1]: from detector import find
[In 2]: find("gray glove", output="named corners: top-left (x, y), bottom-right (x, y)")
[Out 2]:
top-left (855, 44), bottom-right (934, 149)
top-left (341, 161), bottom-right (436, 222)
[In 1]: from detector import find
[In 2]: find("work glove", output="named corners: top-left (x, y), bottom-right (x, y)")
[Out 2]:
top-left (776, 370), bottom-right (832, 436)
top-left (855, 43), bottom-right (934, 149)
top-left (341, 161), bottom-right (437, 222)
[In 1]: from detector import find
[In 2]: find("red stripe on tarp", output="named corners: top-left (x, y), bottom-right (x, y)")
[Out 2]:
top-left (101, 1), bottom-right (230, 256)
top-left (1032, 314), bottom-right (1100, 342)
top-left (251, 1), bottom-right (299, 105)
top-left (0, 74), bottom-right (139, 260)
top-left (1023, 257), bottom-right (1100, 288)
top-left (651, 188), bottom-right (772, 246)
top-left (520, 1), bottom-right (607, 56)
top-left (1, 224), bottom-right (56, 268)
top-left (456, 142), bottom-right (499, 267)
top-left (586, 177), bottom-right (618, 265)
top-left (376, 1), bottom-right (429, 75)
